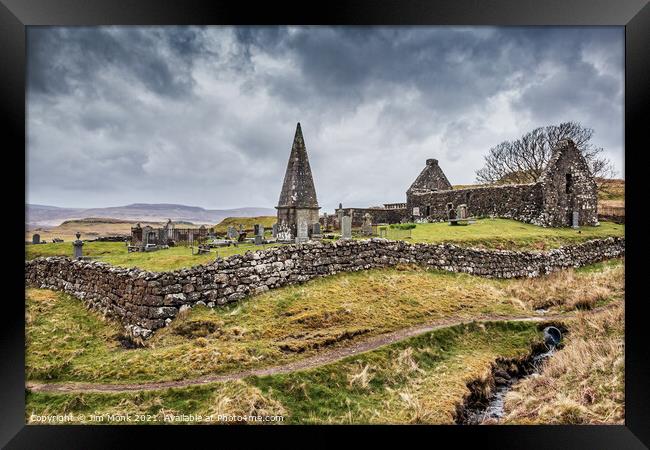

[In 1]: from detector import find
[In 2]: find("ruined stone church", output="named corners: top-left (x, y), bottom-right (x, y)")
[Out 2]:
top-left (336, 139), bottom-right (599, 228)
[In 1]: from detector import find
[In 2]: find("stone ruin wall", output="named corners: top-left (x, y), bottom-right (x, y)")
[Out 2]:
top-left (536, 142), bottom-right (599, 227)
top-left (407, 183), bottom-right (545, 224)
top-left (334, 207), bottom-right (409, 227)
top-left (26, 237), bottom-right (624, 338)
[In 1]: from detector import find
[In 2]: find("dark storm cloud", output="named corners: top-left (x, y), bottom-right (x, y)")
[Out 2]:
top-left (26, 26), bottom-right (624, 211)
top-left (28, 27), bottom-right (205, 98)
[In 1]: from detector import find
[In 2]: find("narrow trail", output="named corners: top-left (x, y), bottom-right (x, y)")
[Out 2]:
top-left (27, 307), bottom-right (604, 394)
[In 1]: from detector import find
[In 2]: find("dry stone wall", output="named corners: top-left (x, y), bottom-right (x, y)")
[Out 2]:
top-left (25, 237), bottom-right (624, 338)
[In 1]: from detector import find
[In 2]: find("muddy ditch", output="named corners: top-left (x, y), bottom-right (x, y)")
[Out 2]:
top-left (455, 322), bottom-right (568, 425)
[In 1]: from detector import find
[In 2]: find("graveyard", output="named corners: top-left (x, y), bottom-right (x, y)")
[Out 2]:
top-left (25, 218), bottom-right (623, 271)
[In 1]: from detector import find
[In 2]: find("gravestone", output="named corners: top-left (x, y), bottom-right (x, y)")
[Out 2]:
top-left (341, 216), bottom-right (352, 240)
top-left (457, 204), bottom-right (468, 220)
top-left (361, 213), bottom-right (373, 236)
top-left (227, 226), bottom-right (238, 239)
top-left (295, 221), bottom-right (309, 244)
top-left (73, 232), bottom-right (84, 259)
top-left (446, 203), bottom-right (456, 220)
top-left (337, 203), bottom-right (344, 230)
top-left (254, 235), bottom-right (263, 245)
top-left (412, 207), bottom-right (420, 217)
top-left (276, 224), bottom-right (292, 242)
top-left (32, 234), bottom-right (40, 244)
top-left (447, 202), bottom-right (459, 225)
top-left (272, 223), bottom-right (278, 238)
top-left (312, 222), bottom-right (321, 235)
top-left (254, 224), bottom-right (262, 236)
top-left (572, 211), bottom-right (580, 229)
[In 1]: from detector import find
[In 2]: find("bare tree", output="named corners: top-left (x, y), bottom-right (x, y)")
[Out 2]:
top-left (476, 122), bottom-right (616, 185)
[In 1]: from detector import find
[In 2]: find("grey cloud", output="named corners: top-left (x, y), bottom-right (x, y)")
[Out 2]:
top-left (26, 26), bottom-right (624, 211)
top-left (27, 27), bottom-right (205, 99)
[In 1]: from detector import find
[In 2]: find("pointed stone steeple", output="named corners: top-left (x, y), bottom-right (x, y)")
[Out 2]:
top-left (276, 123), bottom-right (320, 236)
top-left (277, 123), bottom-right (319, 208)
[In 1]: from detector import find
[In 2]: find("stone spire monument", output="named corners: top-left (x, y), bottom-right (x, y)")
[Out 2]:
top-left (276, 122), bottom-right (320, 239)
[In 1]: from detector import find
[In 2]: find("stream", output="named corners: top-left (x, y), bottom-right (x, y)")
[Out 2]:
top-left (456, 326), bottom-right (562, 425)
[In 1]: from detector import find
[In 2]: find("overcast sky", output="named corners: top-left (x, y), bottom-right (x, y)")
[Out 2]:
top-left (26, 26), bottom-right (624, 212)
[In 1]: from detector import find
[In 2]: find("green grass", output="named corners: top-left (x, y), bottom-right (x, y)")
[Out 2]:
top-left (394, 218), bottom-right (623, 250)
top-left (25, 241), bottom-right (285, 272)
top-left (25, 260), bottom-right (623, 385)
top-left (596, 179), bottom-right (625, 202)
top-left (213, 216), bottom-right (276, 233)
top-left (25, 320), bottom-right (541, 424)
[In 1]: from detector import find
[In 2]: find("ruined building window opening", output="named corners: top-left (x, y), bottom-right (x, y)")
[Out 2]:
top-left (425, 205), bottom-right (430, 216)
top-left (565, 173), bottom-right (573, 194)
top-left (466, 192), bottom-right (471, 204)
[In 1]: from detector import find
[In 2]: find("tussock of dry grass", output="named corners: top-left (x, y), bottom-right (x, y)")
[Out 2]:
top-left (506, 262), bottom-right (624, 310)
top-left (347, 363), bottom-right (375, 389)
top-left (503, 303), bottom-right (624, 424)
top-left (207, 380), bottom-right (287, 422)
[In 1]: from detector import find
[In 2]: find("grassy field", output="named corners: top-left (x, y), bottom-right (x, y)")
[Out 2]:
top-left (25, 260), bottom-right (623, 385)
top-left (25, 256), bottom-right (624, 424)
top-left (26, 219), bottom-right (624, 272)
top-left (25, 241), bottom-right (285, 272)
top-left (213, 216), bottom-right (276, 233)
top-left (596, 178), bottom-right (624, 202)
top-left (26, 320), bottom-right (542, 424)
top-left (375, 219), bottom-right (623, 250)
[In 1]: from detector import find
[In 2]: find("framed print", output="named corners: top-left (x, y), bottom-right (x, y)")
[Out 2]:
top-left (2, 0), bottom-right (648, 447)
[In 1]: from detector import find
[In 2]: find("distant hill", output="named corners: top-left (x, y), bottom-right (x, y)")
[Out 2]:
top-left (213, 216), bottom-right (277, 233)
top-left (26, 203), bottom-right (276, 228)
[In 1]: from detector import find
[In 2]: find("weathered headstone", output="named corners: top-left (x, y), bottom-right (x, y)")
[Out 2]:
top-left (361, 213), bottom-right (373, 236)
top-left (254, 235), bottom-right (263, 245)
top-left (457, 204), bottom-right (468, 220)
top-left (337, 203), bottom-right (344, 230)
top-left (312, 222), bottom-right (321, 236)
top-left (227, 226), bottom-right (238, 239)
top-left (572, 211), bottom-right (580, 229)
top-left (341, 216), bottom-right (352, 240)
top-left (276, 224), bottom-right (292, 242)
top-left (73, 232), bottom-right (84, 259)
top-left (296, 221), bottom-right (309, 244)
top-left (32, 234), bottom-right (40, 244)
top-left (446, 203), bottom-right (456, 220)
top-left (272, 223), bottom-right (278, 238)
top-left (254, 224), bottom-right (261, 236)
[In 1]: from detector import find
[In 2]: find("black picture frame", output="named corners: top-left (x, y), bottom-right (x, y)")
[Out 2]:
top-left (2, 0), bottom-right (648, 447)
